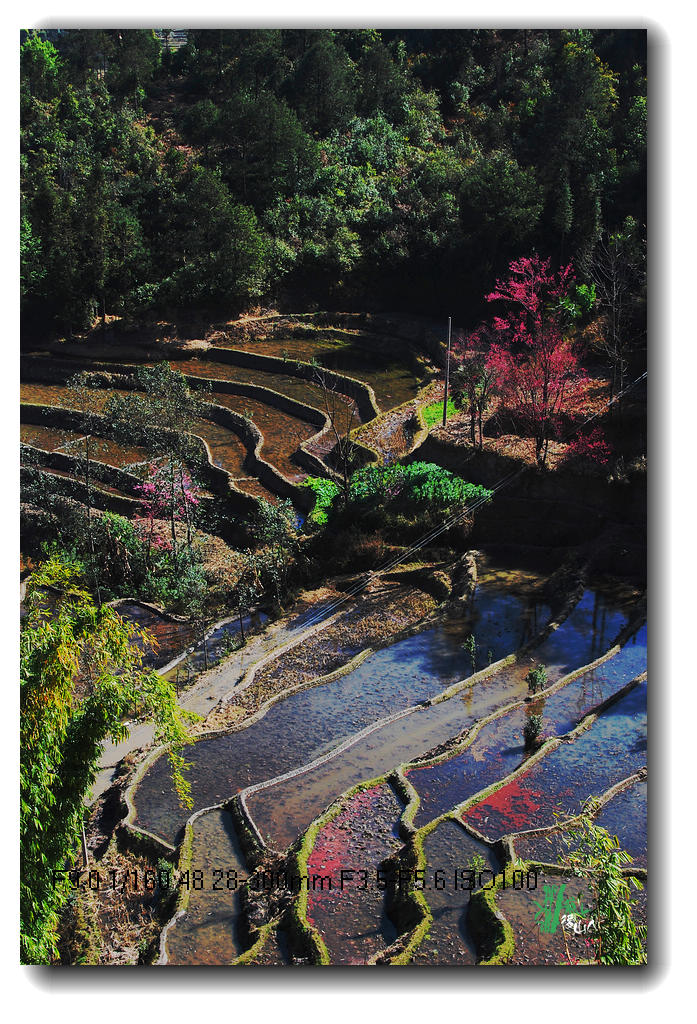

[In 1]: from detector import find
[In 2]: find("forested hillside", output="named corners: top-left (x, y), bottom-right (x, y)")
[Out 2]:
top-left (20, 28), bottom-right (646, 335)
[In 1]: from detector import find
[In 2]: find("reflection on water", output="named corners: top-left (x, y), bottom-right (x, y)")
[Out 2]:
top-left (592, 778), bottom-right (647, 868)
top-left (160, 611), bottom-right (269, 682)
top-left (248, 589), bottom-right (637, 852)
top-left (407, 624), bottom-right (646, 828)
top-left (413, 821), bottom-right (499, 965)
top-left (115, 600), bottom-right (268, 675)
top-left (532, 587), bottom-right (637, 676)
top-left (463, 680), bottom-right (647, 840)
top-left (133, 578), bottom-right (550, 845)
top-left (514, 777), bottom-right (647, 869)
top-left (163, 808), bottom-right (247, 965)
top-left (115, 602), bottom-right (197, 669)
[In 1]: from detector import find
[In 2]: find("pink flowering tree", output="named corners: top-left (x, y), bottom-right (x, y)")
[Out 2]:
top-left (482, 255), bottom-right (589, 467)
top-left (134, 460), bottom-right (200, 567)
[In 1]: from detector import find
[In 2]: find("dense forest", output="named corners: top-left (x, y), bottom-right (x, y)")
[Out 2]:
top-left (20, 28), bottom-right (646, 335)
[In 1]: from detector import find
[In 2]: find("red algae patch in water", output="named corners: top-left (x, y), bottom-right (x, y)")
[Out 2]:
top-left (306, 783), bottom-right (403, 965)
top-left (514, 775), bottom-right (648, 868)
top-left (465, 779), bottom-right (546, 835)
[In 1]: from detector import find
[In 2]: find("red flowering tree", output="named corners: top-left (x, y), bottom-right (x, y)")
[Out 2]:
top-left (562, 427), bottom-right (613, 469)
top-left (483, 255), bottom-right (588, 467)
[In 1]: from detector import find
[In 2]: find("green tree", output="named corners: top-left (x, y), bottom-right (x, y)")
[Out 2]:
top-left (289, 34), bottom-right (357, 134)
top-left (20, 555), bottom-right (193, 964)
top-left (62, 372), bottom-right (113, 605)
top-left (581, 217), bottom-right (646, 408)
top-left (216, 90), bottom-right (317, 208)
top-left (106, 30), bottom-right (160, 106)
top-left (232, 551), bottom-right (261, 642)
top-left (252, 499), bottom-right (297, 607)
top-left (559, 810), bottom-right (646, 965)
top-left (20, 32), bottom-right (61, 100)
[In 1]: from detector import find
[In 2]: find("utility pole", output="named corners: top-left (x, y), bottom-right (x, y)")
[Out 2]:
top-left (442, 316), bottom-right (452, 428)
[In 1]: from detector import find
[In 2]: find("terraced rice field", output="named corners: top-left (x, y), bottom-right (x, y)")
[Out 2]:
top-left (20, 325), bottom-right (647, 967)
top-left (120, 562), bottom-right (646, 966)
top-left (209, 334), bottom-right (426, 410)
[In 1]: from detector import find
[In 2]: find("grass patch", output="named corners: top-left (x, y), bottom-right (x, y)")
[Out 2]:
top-left (422, 396), bottom-right (457, 428)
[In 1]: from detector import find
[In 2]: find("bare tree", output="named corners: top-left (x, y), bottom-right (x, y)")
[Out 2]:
top-left (581, 220), bottom-right (646, 412)
top-left (63, 372), bottom-right (112, 605)
top-left (311, 363), bottom-right (360, 505)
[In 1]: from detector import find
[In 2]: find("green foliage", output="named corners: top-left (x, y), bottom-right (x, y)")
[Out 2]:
top-left (42, 506), bottom-right (207, 616)
top-left (252, 499), bottom-right (298, 605)
top-left (526, 664), bottom-right (548, 694)
top-left (523, 713), bottom-right (543, 749)
top-left (466, 851), bottom-right (487, 876)
top-left (20, 29), bottom-right (645, 326)
top-left (559, 282), bottom-right (597, 322)
top-left (143, 549), bottom-right (208, 616)
top-left (422, 396), bottom-right (457, 427)
top-left (20, 555), bottom-right (194, 964)
top-left (349, 461), bottom-right (492, 512)
top-left (303, 476), bottom-right (341, 527)
top-left (559, 811), bottom-right (646, 965)
top-left (462, 633), bottom-right (477, 670)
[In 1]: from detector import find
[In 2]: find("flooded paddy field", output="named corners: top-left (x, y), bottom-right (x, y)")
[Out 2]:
top-left (177, 357), bottom-right (362, 426)
top-left (160, 808), bottom-right (248, 966)
top-left (412, 821), bottom-right (500, 965)
top-left (463, 679), bottom-right (647, 840)
top-left (306, 783), bottom-right (405, 964)
top-left (407, 624), bottom-right (646, 828)
top-left (494, 869), bottom-right (646, 965)
top-left (20, 380), bottom-right (282, 503)
top-left (21, 422), bottom-right (150, 469)
top-left (204, 391), bottom-right (316, 482)
top-left (513, 775), bottom-right (648, 869)
top-left (132, 572), bottom-right (554, 846)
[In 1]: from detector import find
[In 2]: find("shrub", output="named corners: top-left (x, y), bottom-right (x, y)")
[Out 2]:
top-left (562, 427), bottom-right (613, 468)
top-left (523, 713), bottom-right (543, 749)
top-left (526, 664), bottom-right (548, 694)
top-left (303, 476), bottom-right (340, 527)
top-left (349, 462), bottom-right (491, 512)
top-left (463, 633), bottom-right (477, 670)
